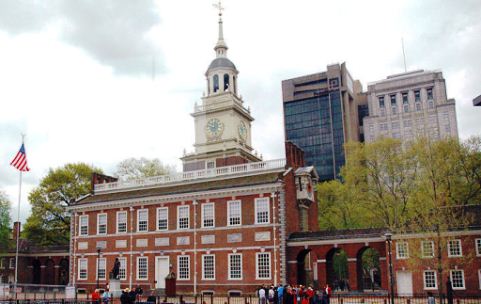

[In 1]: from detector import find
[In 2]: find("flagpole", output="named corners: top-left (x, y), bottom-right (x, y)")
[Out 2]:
top-left (14, 134), bottom-right (25, 300)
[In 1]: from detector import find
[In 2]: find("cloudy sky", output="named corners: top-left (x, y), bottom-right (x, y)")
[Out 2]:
top-left (1, 0), bottom-right (480, 223)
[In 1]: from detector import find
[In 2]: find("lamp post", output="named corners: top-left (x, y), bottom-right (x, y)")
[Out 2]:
top-left (96, 247), bottom-right (101, 289)
top-left (385, 233), bottom-right (394, 304)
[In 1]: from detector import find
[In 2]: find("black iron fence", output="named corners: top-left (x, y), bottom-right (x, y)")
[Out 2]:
top-left (0, 295), bottom-right (480, 304)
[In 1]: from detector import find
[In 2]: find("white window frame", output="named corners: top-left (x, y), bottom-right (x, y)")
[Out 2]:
top-left (137, 257), bottom-right (148, 280)
top-left (9, 258), bottom-right (15, 269)
top-left (78, 258), bottom-right (88, 280)
top-left (177, 255), bottom-right (190, 280)
top-left (79, 215), bottom-right (88, 236)
top-left (118, 257), bottom-right (127, 281)
top-left (475, 239), bottom-right (481, 257)
top-left (137, 209), bottom-right (149, 232)
top-left (116, 211), bottom-right (127, 234)
top-left (255, 198), bottom-right (270, 224)
top-left (447, 239), bottom-right (462, 257)
top-left (423, 270), bottom-right (437, 290)
top-left (450, 269), bottom-right (465, 290)
top-left (97, 213), bottom-right (107, 235)
top-left (396, 242), bottom-right (409, 259)
top-left (227, 200), bottom-right (242, 226)
top-left (201, 203), bottom-right (215, 228)
top-left (228, 253), bottom-right (242, 280)
top-left (156, 207), bottom-right (169, 231)
top-left (202, 254), bottom-right (215, 280)
top-left (256, 252), bottom-right (271, 280)
top-left (96, 257), bottom-right (106, 280)
top-left (177, 205), bottom-right (190, 230)
top-left (421, 241), bottom-right (434, 258)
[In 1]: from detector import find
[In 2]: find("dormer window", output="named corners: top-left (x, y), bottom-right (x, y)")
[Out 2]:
top-left (213, 75), bottom-right (219, 93)
top-left (224, 74), bottom-right (230, 91)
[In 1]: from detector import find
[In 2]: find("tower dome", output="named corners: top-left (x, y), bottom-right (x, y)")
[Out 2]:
top-left (205, 3), bottom-right (238, 96)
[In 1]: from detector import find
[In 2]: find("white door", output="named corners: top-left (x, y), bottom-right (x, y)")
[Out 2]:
top-left (155, 256), bottom-right (170, 289)
top-left (396, 271), bottom-right (413, 296)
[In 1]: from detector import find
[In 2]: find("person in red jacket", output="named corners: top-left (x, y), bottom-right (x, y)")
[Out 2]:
top-left (91, 289), bottom-right (101, 304)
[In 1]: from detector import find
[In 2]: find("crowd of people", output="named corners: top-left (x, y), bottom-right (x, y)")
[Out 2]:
top-left (257, 284), bottom-right (332, 304)
top-left (91, 286), bottom-right (145, 304)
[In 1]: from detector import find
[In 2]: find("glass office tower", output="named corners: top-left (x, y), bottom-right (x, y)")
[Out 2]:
top-left (282, 63), bottom-right (363, 181)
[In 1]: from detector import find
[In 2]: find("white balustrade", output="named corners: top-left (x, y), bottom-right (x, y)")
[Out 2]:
top-left (94, 158), bottom-right (286, 193)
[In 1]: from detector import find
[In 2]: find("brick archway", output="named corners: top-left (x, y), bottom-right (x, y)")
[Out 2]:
top-left (287, 228), bottom-right (388, 292)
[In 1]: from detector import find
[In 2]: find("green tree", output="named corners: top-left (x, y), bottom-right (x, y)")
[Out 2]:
top-left (114, 157), bottom-right (174, 180)
top-left (23, 163), bottom-right (101, 246)
top-left (404, 137), bottom-right (481, 297)
top-left (317, 136), bottom-right (481, 296)
top-left (0, 191), bottom-right (12, 251)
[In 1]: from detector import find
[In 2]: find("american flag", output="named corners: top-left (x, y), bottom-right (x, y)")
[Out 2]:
top-left (10, 143), bottom-right (30, 172)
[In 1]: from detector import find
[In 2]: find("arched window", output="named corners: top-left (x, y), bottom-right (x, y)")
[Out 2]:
top-left (213, 75), bottom-right (219, 93)
top-left (224, 74), bottom-right (230, 91)
top-left (233, 76), bottom-right (237, 94)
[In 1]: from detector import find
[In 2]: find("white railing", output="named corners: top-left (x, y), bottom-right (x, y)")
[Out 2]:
top-left (194, 99), bottom-right (249, 113)
top-left (94, 158), bottom-right (286, 193)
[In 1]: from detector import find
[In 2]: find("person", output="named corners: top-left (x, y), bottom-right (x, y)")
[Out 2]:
top-left (120, 288), bottom-right (130, 304)
top-left (284, 286), bottom-right (293, 304)
top-left (277, 284), bottom-right (284, 304)
top-left (320, 289), bottom-right (328, 304)
top-left (447, 279), bottom-right (454, 304)
top-left (268, 286), bottom-right (275, 304)
top-left (258, 285), bottom-right (267, 304)
top-left (91, 289), bottom-right (101, 304)
top-left (427, 292), bottom-right (435, 304)
top-left (306, 287), bottom-right (314, 304)
top-left (324, 284), bottom-right (331, 304)
top-left (102, 289), bottom-right (111, 304)
top-left (129, 288), bottom-right (137, 304)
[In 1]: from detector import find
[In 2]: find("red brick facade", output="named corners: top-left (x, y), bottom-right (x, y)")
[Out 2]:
top-left (287, 229), bottom-right (481, 296)
top-left (69, 144), bottom-right (320, 295)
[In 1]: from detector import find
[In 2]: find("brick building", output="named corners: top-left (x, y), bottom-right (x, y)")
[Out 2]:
top-left (67, 9), bottom-right (319, 295)
top-left (0, 223), bottom-right (69, 286)
top-left (287, 215), bottom-right (481, 297)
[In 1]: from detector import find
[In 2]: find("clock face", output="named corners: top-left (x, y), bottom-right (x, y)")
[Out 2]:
top-left (205, 118), bottom-right (224, 139)
top-left (238, 121), bottom-right (247, 141)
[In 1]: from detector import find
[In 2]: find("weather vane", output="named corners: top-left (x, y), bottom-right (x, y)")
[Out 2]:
top-left (213, 0), bottom-right (224, 17)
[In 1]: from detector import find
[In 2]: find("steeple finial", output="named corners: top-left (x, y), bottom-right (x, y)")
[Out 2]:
top-left (213, 0), bottom-right (228, 58)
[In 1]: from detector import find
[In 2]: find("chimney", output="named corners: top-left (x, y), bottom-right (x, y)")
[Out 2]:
top-left (12, 221), bottom-right (21, 241)
top-left (91, 172), bottom-right (119, 193)
top-left (285, 141), bottom-right (305, 170)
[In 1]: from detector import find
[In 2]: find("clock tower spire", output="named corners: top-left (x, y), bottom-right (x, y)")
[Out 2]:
top-left (181, 2), bottom-right (261, 172)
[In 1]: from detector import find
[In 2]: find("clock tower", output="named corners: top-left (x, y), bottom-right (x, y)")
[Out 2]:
top-left (181, 2), bottom-right (261, 172)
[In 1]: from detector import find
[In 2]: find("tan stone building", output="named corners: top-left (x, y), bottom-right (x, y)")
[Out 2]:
top-left (363, 70), bottom-right (458, 143)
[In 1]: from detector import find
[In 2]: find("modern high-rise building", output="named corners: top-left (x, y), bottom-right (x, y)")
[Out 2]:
top-left (363, 70), bottom-right (458, 142)
top-left (282, 63), bottom-right (365, 181)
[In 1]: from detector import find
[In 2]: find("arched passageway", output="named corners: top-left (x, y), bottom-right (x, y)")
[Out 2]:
top-left (44, 259), bottom-right (55, 285)
top-left (356, 247), bottom-right (382, 291)
top-left (326, 248), bottom-right (349, 291)
top-left (297, 249), bottom-right (315, 286)
top-left (32, 259), bottom-right (41, 284)
top-left (58, 258), bottom-right (69, 285)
